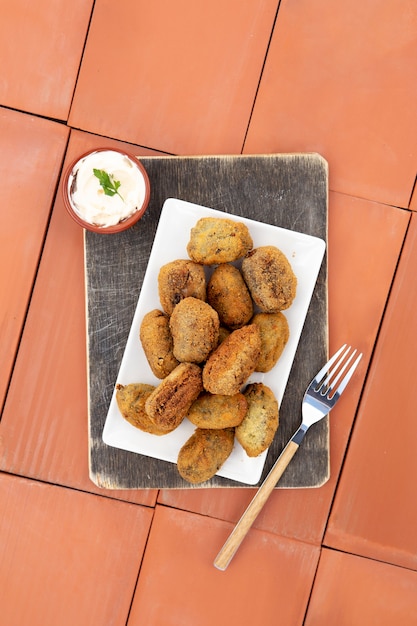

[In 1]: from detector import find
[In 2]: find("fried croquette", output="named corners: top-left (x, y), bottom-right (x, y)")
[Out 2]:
top-left (116, 383), bottom-right (168, 435)
top-left (187, 217), bottom-right (253, 265)
top-left (169, 297), bottom-right (220, 363)
top-left (145, 362), bottom-right (203, 432)
top-left (158, 259), bottom-right (206, 315)
top-left (242, 245), bottom-right (297, 312)
top-left (207, 264), bottom-right (253, 329)
top-left (139, 309), bottom-right (179, 378)
top-left (235, 383), bottom-right (279, 457)
top-left (177, 427), bottom-right (235, 484)
top-left (187, 392), bottom-right (247, 429)
top-left (252, 312), bottom-right (290, 372)
top-left (202, 324), bottom-right (261, 395)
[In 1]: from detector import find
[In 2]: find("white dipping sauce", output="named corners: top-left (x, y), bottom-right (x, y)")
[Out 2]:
top-left (68, 150), bottom-right (147, 227)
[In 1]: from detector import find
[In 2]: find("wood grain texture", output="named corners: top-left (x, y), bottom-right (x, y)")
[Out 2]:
top-left (85, 154), bottom-right (328, 489)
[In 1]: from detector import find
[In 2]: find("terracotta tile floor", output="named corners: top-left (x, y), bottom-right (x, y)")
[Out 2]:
top-left (1, 1), bottom-right (417, 624)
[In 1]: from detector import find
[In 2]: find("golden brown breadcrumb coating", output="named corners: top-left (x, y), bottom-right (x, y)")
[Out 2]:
top-left (158, 259), bottom-right (206, 315)
top-left (169, 297), bottom-right (220, 363)
top-left (177, 427), bottom-right (235, 484)
top-left (187, 217), bottom-right (253, 265)
top-left (145, 363), bottom-right (203, 432)
top-left (139, 309), bottom-right (179, 378)
top-left (242, 245), bottom-right (297, 312)
top-left (116, 383), bottom-right (168, 435)
top-left (202, 324), bottom-right (261, 395)
top-left (207, 263), bottom-right (253, 329)
top-left (187, 392), bottom-right (247, 429)
top-left (235, 383), bottom-right (279, 457)
top-left (251, 312), bottom-right (289, 372)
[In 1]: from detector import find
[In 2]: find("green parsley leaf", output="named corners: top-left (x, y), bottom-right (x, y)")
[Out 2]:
top-left (93, 168), bottom-right (124, 202)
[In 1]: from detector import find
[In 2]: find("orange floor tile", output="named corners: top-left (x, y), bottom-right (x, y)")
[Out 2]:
top-left (129, 505), bottom-right (320, 626)
top-left (409, 182), bottom-right (417, 212)
top-left (325, 213), bottom-right (417, 571)
top-left (2, 1), bottom-right (417, 623)
top-left (69, 0), bottom-right (278, 154)
top-left (244, 0), bottom-right (417, 207)
top-left (0, 472), bottom-right (153, 626)
top-left (305, 549), bottom-right (417, 626)
top-left (1, 1), bottom-right (93, 119)
top-left (0, 109), bottom-right (68, 410)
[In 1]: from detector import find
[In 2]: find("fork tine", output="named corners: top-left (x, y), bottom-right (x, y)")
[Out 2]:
top-left (312, 344), bottom-right (347, 387)
top-left (313, 345), bottom-right (363, 399)
top-left (323, 346), bottom-right (356, 394)
top-left (331, 351), bottom-right (362, 399)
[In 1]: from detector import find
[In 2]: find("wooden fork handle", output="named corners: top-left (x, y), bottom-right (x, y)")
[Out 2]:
top-left (214, 440), bottom-right (299, 571)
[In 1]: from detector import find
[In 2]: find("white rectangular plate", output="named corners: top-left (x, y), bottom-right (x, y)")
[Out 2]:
top-left (102, 198), bottom-right (326, 485)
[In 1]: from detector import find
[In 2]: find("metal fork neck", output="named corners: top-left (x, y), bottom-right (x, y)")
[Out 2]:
top-left (292, 424), bottom-right (309, 446)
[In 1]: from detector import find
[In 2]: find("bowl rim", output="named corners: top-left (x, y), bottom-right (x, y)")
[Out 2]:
top-left (62, 147), bottom-right (151, 234)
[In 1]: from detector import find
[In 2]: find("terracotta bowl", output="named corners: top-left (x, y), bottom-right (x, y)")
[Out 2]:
top-left (62, 148), bottom-right (151, 234)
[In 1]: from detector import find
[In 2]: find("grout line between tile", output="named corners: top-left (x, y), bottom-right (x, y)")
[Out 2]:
top-left (302, 546), bottom-right (324, 626)
top-left (0, 102), bottom-right (69, 127)
top-left (0, 468), bottom-right (158, 510)
top-left (407, 174), bottom-right (417, 209)
top-left (0, 132), bottom-right (70, 421)
top-left (320, 543), bottom-right (417, 575)
top-left (329, 187), bottom-right (413, 212)
top-left (155, 500), bottom-right (323, 553)
top-left (241, 0), bottom-right (283, 153)
top-left (123, 505), bottom-right (157, 626)
top-left (66, 2), bottom-right (97, 122)
top-left (321, 210), bottom-right (413, 542)
top-left (302, 544), bottom-right (417, 626)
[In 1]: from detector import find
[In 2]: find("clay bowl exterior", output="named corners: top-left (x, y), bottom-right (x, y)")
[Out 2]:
top-left (62, 148), bottom-right (151, 234)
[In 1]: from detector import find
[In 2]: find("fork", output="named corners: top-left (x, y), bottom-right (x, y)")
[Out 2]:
top-left (214, 344), bottom-right (363, 571)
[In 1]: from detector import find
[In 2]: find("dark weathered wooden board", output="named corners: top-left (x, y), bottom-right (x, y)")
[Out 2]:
top-left (85, 154), bottom-right (328, 489)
